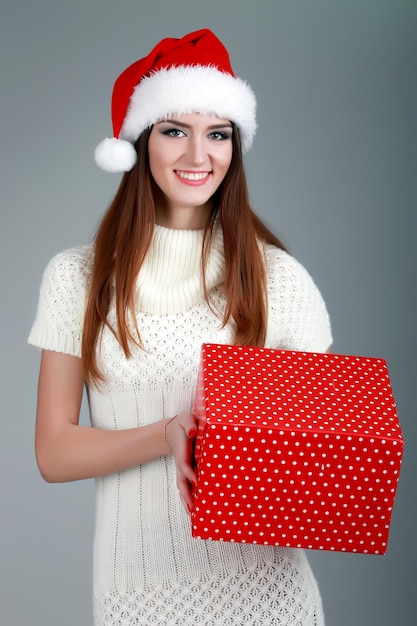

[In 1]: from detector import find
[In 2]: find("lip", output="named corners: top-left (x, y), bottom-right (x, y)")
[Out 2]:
top-left (174, 170), bottom-right (212, 186)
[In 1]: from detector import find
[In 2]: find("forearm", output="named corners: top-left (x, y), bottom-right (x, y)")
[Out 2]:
top-left (36, 420), bottom-right (171, 483)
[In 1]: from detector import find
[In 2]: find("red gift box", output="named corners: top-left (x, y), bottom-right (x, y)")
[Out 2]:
top-left (191, 344), bottom-right (404, 554)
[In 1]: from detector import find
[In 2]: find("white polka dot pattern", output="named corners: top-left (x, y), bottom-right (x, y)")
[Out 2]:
top-left (191, 344), bottom-right (404, 554)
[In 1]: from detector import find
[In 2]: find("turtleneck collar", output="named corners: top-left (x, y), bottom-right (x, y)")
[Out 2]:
top-left (135, 223), bottom-right (225, 314)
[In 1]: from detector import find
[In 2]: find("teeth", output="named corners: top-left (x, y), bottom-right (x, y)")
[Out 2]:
top-left (176, 171), bottom-right (209, 181)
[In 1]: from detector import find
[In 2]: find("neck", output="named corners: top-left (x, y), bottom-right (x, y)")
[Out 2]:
top-left (135, 222), bottom-right (225, 314)
top-left (154, 196), bottom-right (213, 230)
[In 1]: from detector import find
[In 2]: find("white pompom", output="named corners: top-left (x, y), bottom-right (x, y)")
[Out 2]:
top-left (94, 137), bottom-right (137, 173)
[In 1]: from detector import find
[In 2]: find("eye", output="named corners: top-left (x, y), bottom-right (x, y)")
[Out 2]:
top-left (162, 128), bottom-right (186, 138)
top-left (208, 130), bottom-right (231, 141)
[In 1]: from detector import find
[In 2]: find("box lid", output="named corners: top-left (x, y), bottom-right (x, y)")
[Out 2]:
top-left (197, 344), bottom-right (402, 441)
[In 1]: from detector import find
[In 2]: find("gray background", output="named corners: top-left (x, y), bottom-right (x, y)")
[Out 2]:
top-left (1, 1), bottom-right (416, 624)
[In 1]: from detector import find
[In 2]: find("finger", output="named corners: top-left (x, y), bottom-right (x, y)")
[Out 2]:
top-left (187, 426), bottom-right (197, 438)
top-left (177, 458), bottom-right (198, 487)
top-left (177, 412), bottom-right (198, 438)
top-left (180, 494), bottom-right (193, 516)
top-left (177, 474), bottom-right (194, 513)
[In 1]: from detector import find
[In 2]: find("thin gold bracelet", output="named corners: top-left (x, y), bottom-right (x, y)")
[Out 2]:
top-left (163, 415), bottom-right (177, 451)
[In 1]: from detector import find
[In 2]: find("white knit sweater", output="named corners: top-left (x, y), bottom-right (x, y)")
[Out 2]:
top-left (29, 224), bottom-right (332, 626)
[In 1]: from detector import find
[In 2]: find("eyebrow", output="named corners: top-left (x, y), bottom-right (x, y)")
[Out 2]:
top-left (161, 118), bottom-right (233, 130)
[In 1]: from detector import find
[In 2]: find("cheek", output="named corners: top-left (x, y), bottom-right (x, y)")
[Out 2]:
top-left (148, 153), bottom-right (158, 180)
top-left (148, 149), bottom-right (166, 183)
top-left (148, 135), bottom-right (166, 172)
top-left (223, 145), bottom-right (233, 167)
top-left (218, 150), bottom-right (233, 176)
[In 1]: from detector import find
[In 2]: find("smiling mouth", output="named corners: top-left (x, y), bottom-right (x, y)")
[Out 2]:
top-left (175, 170), bottom-right (211, 181)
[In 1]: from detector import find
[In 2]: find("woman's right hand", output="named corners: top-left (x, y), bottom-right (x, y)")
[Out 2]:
top-left (164, 412), bottom-right (198, 515)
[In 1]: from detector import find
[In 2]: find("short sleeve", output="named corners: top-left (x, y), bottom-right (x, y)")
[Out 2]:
top-left (28, 246), bottom-right (92, 357)
top-left (265, 247), bottom-right (332, 353)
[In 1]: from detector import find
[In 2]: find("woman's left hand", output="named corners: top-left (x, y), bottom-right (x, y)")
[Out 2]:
top-left (164, 412), bottom-right (198, 514)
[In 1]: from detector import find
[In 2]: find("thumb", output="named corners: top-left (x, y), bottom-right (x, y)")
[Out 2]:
top-left (187, 425), bottom-right (197, 439)
top-left (178, 412), bottom-right (198, 438)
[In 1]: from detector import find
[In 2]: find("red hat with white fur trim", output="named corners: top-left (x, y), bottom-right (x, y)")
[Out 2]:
top-left (94, 29), bottom-right (257, 172)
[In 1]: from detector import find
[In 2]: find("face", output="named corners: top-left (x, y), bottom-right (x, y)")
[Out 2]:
top-left (148, 112), bottom-right (233, 228)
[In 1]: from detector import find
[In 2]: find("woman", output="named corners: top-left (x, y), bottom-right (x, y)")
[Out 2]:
top-left (29, 29), bottom-right (332, 625)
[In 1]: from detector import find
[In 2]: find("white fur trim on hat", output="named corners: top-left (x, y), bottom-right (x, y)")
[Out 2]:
top-left (94, 137), bottom-right (137, 173)
top-left (121, 65), bottom-right (257, 153)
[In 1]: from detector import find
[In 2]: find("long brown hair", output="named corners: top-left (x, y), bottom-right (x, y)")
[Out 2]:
top-left (82, 125), bottom-right (286, 384)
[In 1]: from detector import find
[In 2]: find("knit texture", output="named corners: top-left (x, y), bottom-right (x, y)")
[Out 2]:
top-left (136, 224), bottom-right (225, 314)
top-left (29, 226), bottom-right (332, 625)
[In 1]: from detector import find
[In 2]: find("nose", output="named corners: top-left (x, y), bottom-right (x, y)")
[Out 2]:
top-left (187, 134), bottom-right (207, 166)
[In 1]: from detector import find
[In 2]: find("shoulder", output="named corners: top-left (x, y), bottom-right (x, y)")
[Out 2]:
top-left (262, 244), bottom-right (333, 352)
top-left (42, 245), bottom-right (93, 283)
top-left (263, 244), bottom-right (318, 290)
top-left (28, 245), bottom-right (94, 356)
top-left (39, 244), bottom-right (94, 301)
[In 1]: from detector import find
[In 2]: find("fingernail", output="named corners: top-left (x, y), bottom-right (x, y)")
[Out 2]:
top-left (188, 428), bottom-right (197, 438)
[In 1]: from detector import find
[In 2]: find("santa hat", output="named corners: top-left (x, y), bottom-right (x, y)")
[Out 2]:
top-left (94, 29), bottom-right (257, 173)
